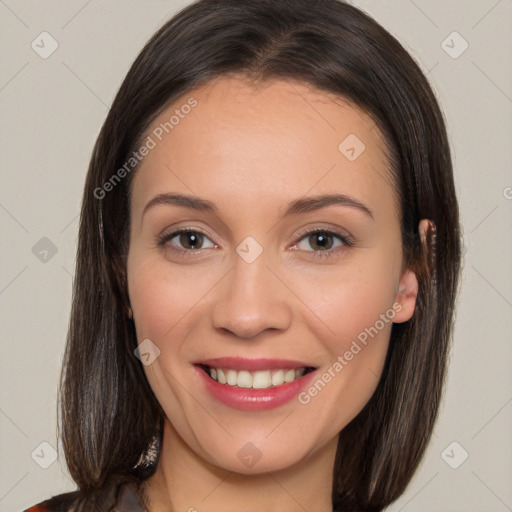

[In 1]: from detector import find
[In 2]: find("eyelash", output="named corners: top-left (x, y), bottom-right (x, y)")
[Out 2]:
top-left (156, 227), bottom-right (354, 260)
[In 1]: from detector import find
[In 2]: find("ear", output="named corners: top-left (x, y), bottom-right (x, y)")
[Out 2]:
top-left (392, 219), bottom-right (434, 323)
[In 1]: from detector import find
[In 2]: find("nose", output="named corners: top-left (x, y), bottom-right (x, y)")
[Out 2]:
top-left (212, 251), bottom-right (292, 340)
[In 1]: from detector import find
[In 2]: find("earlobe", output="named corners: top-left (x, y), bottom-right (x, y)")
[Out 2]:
top-left (392, 219), bottom-right (435, 323)
top-left (393, 268), bottom-right (419, 323)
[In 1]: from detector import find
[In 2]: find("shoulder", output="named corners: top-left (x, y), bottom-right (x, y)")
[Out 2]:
top-left (23, 482), bottom-right (146, 512)
top-left (23, 490), bottom-right (80, 512)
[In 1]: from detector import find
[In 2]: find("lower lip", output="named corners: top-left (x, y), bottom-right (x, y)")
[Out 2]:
top-left (195, 366), bottom-right (317, 411)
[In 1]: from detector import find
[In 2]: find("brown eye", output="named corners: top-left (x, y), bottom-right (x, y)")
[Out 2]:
top-left (157, 229), bottom-right (215, 251)
top-left (295, 229), bottom-right (351, 253)
top-left (307, 232), bottom-right (334, 251)
top-left (179, 231), bottom-right (204, 249)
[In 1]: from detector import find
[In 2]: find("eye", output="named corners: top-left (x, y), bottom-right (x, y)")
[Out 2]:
top-left (157, 227), bottom-right (353, 259)
top-left (292, 228), bottom-right (353, 257)
top-left (157, 229), bottom-right (215, 251)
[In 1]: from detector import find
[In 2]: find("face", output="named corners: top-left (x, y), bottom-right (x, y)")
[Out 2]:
top-left (126, 76), bottom-right (419, 474)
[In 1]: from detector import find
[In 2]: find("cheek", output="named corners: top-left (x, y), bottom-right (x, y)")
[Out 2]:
top-left (294, 266), bottom-right (396, 427)
top-left (297, 252), bottom-right (398, 346)
top-left (127, 257), bottom-right (202, 418)
top-left (127, 255), bottom-right (206, 341)
top-left (291, 249), bottom-right (398, 416)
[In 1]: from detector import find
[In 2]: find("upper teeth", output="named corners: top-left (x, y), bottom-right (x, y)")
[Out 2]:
top-left (207, 367), bottom-right (307, 389)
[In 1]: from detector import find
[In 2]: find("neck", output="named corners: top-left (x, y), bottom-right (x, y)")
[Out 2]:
top-left (140, 417), bottom-right (337, 512)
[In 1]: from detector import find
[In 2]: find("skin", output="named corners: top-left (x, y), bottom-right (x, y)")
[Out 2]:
top-left (126, 75), bottom-right (429, 512)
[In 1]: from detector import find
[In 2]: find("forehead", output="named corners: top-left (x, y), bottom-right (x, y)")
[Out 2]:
top-left (130, 75), bottom-right (397, 224)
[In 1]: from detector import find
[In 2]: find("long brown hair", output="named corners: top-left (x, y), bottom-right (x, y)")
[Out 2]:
top-left (57, 0), bottom-right (462, 510)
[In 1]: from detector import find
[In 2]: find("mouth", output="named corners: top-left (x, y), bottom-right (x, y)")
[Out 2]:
top-left (193, 357), bottom-right (319, 411)
top-left (196, 364), bottom-right (316, 390)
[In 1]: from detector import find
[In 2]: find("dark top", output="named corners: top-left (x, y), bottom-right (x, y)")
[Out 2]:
top-left (24, 482), bottom-right (146, 512)
top-left (26, 482), bottom-right (340, 511)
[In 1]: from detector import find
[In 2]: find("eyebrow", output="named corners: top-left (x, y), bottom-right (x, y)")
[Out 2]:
top-left (142, 192), bottom-right (374, 220)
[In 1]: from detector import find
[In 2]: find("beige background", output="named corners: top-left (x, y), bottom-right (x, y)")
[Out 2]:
top-left (1, 1), bottom-right (511, 511)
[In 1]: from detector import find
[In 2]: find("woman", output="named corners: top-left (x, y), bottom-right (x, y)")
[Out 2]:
top-left (26, 0), bottom-right (462, 510)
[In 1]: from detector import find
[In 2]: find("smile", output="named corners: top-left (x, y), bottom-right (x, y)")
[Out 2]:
top-left (199, 365), bottom-right (315, 389)
top-left (194, 357), bottom-right (318, 411)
